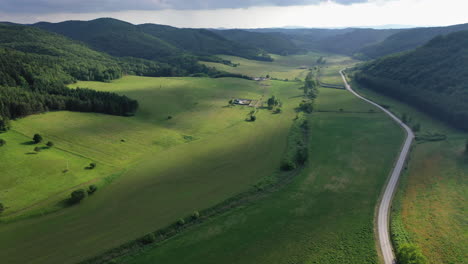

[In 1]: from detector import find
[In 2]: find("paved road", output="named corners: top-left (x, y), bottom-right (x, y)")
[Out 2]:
top-left (339, 70), bottom-right (414, 264)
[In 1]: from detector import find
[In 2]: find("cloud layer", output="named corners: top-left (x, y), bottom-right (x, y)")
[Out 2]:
top-left (1, 0), bottom-right (369, 13)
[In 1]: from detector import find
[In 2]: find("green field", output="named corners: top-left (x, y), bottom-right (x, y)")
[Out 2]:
top-left (111, 84), bottom-right (404, 264)
top-left (317, 57), bottom-right (358, 85)
top-left (353, 83), bottom-right (468, 264)
top-left (0, 73), bottom-right (309, 263)
top-left (201, 53), bottom-right (324, 80)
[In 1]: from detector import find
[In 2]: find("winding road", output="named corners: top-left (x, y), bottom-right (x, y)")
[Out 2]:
top-left (339, 70), bottom-right (414, 264)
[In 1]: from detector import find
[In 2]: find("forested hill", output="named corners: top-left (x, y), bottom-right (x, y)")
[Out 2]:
top-left (138, 24), bottom-right (271, 61)
top-left (0, 23), bottom-right (143, 130)
top-left (34, 18), bottom-right (271, 63)
top-left (246, 27), bottom-right (401, 56)
top-left (357, 23), bottom-right (468, 59)
top-left (355, 30), bottom-right (468, 131)
top-left (213, 29), bottom-right (304, 56)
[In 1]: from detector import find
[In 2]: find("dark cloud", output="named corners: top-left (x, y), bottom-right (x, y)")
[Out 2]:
top-left (0, 0), bottom-right (370, 14)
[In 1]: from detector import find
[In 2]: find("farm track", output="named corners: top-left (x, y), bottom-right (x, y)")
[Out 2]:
top-left (340, 70), bottom-right (414, 264)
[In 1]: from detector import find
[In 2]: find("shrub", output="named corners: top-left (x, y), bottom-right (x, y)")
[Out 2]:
top-left (70, 189), bottom-right (87, 204)
top-left (89, 163), bottom-right (96, 169)
top-left (140, 233), bottom-right (156, 244)
top-left (250, 115), bottom-right (257, 122)
top-left (167, 116), bottom-right (172, 120)
top-left (46, 141), bottom-right (54, 147)
top-left (0, 202), bottom-right (4, 213)
top-left (275, 108), bottom-right (282, 114)
top-left (177, 218), bottom-right (185, 226)
top-left (33, 134), bottom-right (43, 144)
top-left (281, 159), bottom-right (296, 171)
top-left (397, 244), bottom-right (427, 264)
top-left (88, 185), bottom-right (98, 194)
top-left (296, 146), bottom-right (308, 164)
top-left (0, 139), bottom-right (5, 147)
top-left (191, 211), bottom-right (200, 220)
top-left (298, 101), bottom-right (314, 113)
top-left (34, 146), bottom-right (41, 152)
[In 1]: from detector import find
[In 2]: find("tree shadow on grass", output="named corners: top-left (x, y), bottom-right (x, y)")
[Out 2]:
top-left (25, 152), bottom-right (38, 155)
top-left (21, 141), bottom-right (35, 145)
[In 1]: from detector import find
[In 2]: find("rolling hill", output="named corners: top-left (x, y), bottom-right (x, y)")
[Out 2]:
top-left (247, 27), bottom-right (401, 56)
top-left (34, 18), bottom-right (271, 63)
top-left (355, 29), bottom-right (468, 131)
top-left (357, 23), bottom-right (468, 59)
top-left (214, 29), bottom-right (303, 56)
top-left (138, 24), bottom-right (269, 60)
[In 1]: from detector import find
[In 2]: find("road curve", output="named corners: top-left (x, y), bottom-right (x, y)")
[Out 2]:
top-left (339, 70), bottom-right (414, 264)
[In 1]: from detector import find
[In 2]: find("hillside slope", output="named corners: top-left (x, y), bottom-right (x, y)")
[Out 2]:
top-left (0, 23), bottom-right (144, 125)
top-left (355, 30), bottom-right (468, 130)
top-left (138, 24), bottom-right (269, 60)
top-left (214, 29), bottom-right (303, 56)
top-left (358, 23), bottom-right (468, 59)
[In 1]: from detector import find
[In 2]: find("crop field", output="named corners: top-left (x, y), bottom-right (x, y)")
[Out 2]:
top-left (353, 83), bottom-right (468, 264)
top-left (201, 53), bottom-right (324, 80)
top-left (113, 85), bottom-right (404, 264)
top-left (0, 75), bottom-right (306, 264)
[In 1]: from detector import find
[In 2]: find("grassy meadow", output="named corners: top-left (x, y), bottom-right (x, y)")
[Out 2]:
top-left (113, 84), bottom-right (404, 264)
top-left (201, 53), bottom-right (324, 80)
top-left (353, 83), bottom-right (468, 264)
top-left (0, 73), bottom-right (307, 263)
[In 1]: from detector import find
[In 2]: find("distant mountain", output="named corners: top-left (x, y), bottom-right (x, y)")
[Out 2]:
top-left (355, 30), bottom-right (468, 131)
top-left (357, 23), bottom-right (468, 59)
top-left (213, 29), bottom-right (304, 56)
top-left (246, 27), bottom-right (401, 55)
top-left (310, 28), bottom-right (401, 55)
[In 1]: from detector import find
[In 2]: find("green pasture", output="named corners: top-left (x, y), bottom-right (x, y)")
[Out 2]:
top-left (0, 76), bottom-right (305, 264)
top-left (116, 85), bottom-right (404, 264)
top-left (201, 53), bottom-right (323, 80)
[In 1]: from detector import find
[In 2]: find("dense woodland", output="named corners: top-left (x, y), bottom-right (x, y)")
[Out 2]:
top-left (357, 23), bottom-right (468, 59)
top-left (355, 30), bottom-right (468, 131)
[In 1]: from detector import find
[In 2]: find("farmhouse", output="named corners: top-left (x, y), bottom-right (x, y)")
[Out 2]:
top-left (233, 98), bottom-right (252, 105)
top-left (253, 77), bottom-right (269, 81)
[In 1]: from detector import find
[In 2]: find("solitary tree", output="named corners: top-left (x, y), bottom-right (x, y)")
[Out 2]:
top-left (0, 139), bottom-right (5, 147)
top-left (89, 162), bottom-right (96, 169)
top-left (33, 134), bottom-right (43, 144)
top-left (46, 141), bottom-right (54, 148)
top-left (0, 202), bottom-right (4, 213)
top-left (34, 146), bottom-right (41, 153)
top-left (70, 189), bottom-right (87, 204)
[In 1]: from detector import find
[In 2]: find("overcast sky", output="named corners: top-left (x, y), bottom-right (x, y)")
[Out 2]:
top-left (0, 0), bottom-right (467, 28)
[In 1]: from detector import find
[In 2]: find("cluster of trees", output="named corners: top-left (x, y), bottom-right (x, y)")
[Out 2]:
top-left (69, 185), bottom-right (98, 204)
top-left (303, 71), bottom-right (318, 99)
top-left (396, 244), bottom-right (427, 264)
top-left (297, 71), bottom-right (318, 114)
top-left (281, 113), bottom-right (308, 171)
top-left (0, 85), bottom-right (138, 125)
top-left (355, 30), bottom-right (468, 131)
